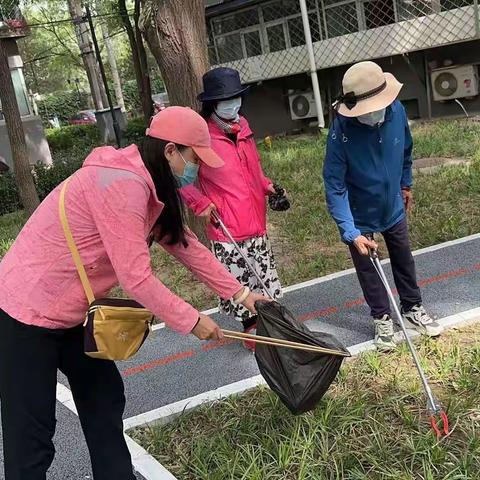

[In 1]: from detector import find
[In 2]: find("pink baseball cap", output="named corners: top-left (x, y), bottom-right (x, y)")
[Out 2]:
top-left (145, 106), bottom-right (224, 168)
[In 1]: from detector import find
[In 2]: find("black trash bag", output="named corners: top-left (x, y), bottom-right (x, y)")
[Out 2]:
top-left (268, 184), bottom-right (290, 211)
top-left (254, 300), bottom-right (350, 414)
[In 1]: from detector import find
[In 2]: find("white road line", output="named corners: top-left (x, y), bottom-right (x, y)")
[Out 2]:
top-left (152, 233), bottom-right (480, 331)
top-left (123, 375), bottom-right (267, 431)
top-left (125, 307), bottom-right (480, 430)
top-left (125, 436), bottom-right (177, 480)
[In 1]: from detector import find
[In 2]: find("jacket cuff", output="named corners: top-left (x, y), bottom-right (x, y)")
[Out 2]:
top-left (342, 228), bottom-right (361, 244)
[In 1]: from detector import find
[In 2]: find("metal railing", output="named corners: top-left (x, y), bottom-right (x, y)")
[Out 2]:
top-left (206, 0), bottom-right (480, 82)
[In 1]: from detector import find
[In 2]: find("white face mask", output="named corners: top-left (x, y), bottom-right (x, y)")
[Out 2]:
top-left (215, 97), bottom-right (242, 121)
top-left (357, 108), bottom-right (386, 126)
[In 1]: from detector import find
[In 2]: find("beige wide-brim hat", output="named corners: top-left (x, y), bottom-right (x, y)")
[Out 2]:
top-left (336, 61), bottom-right (403, 117)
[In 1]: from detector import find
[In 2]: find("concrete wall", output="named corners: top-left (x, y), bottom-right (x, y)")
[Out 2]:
top-left (242, 40), bottom-right (480, 137)
top-left (0, 116), bottom-right (52, 170)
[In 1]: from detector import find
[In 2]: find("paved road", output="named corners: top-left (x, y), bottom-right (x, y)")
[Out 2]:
top-left (1, 236), bottom-right (479, 478)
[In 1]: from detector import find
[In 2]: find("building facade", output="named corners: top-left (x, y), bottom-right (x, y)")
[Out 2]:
top-left (205, 0), bottom-right (480, 137)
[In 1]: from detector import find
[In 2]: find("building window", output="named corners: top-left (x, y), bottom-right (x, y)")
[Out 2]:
top-left (244, 30), bottom-right (263, 56)
top-left (324, 1), bottom-right (359, 38)
top-left (208, 0), bottom-right (325, 63)
top-left (363, 0), bottom-right (396, 28)
top-left (216, 33), bottom-right (243, 63)
top-left (212, 7), bottom-right (260, 35)
top-left (266, 23), bottom-right (287, 52)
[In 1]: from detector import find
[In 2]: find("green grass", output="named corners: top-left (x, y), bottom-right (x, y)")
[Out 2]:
top-left (0, 210), bottom-right (27, 258)
top-left (1, 119), bottom-right (480, 309)
top-left (131, 325), bottom-right (480, 479)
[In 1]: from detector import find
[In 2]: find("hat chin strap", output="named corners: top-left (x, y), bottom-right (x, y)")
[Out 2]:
top-left (333, 80), bottom-right (387, 110)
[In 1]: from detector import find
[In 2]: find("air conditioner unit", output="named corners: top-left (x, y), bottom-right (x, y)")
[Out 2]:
top-left (431, 65), bottom-right (479, 101)
top-left (289, 92), bottom-right (318, 120)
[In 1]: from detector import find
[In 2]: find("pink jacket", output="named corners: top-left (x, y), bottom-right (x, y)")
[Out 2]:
top-left (180, 117), bottom-right (272, 242)
top-left (0, 145), bottom-right (241, 332)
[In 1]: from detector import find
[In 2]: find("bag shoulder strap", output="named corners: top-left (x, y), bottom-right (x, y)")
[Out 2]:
top-left (59, 179), bottom-right (95, 304)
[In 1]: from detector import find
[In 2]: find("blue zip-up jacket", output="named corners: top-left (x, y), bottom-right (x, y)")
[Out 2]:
top-left (323, 100), bottom-right (413, 243)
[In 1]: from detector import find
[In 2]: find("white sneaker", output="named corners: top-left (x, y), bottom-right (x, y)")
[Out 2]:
top-left (402, 305), bottom-right (444, 337)
top-left (374, 315), bottom-right (396, 351)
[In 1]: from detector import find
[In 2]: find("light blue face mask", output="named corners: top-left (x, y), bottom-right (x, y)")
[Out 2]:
top-left (357, 108), bottom-right (386, 126)
top-left (215, 97), bottom-right (242, 121)
top-left (175, 151), bottom-right (199, 187)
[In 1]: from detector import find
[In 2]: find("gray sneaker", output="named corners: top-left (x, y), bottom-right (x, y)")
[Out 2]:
top-left (402, 305), bottom-right (444, 337)
top-left (374, 315), bottom-right (396, 351)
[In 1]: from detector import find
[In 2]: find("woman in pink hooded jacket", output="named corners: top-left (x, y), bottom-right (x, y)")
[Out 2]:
top-left (0, 107), bottom-right (265, 480)
top-left (180, 68), bottom-right (285, 350)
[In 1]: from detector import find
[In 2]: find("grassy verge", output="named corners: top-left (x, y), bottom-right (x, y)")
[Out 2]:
top-left (131, 324), bottom-right (480, 479)
top-left (1, 120), bottom-right (479, 308)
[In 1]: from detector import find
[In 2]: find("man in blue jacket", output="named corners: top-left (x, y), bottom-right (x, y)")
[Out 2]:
top-left (323, 61), bottom-right (443, 350)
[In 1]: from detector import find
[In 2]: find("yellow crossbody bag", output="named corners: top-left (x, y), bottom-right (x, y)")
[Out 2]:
top-left (59, 179), bottom-right (153, 361)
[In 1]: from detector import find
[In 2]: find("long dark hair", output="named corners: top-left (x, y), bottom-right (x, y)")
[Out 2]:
top-left (200, 100), bottom-right (217, 119)
top-left (139, 136), bottom-right (187, 246)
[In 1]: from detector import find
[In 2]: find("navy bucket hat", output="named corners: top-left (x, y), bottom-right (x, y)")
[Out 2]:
top-left (198, 67), bottom-right (250, 102)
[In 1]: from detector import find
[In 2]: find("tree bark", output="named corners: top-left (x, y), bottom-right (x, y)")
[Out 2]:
top-left (67, 0), bottom-right (104, 110)
top-left (140, 0), bottom-right (209, 110)
top-left (0, 39), bottom-right (39, 216)
top-left (134, 0), bottom-right (153, 120)
top-left (140, 0), bottom-right (210, 243)
top-left (102, 32), bottom-right (125, 111)
top-left (119, 0), bottom-right (153, 121)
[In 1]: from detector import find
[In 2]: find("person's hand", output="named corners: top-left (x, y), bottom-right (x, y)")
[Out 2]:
top-left (402, 188), bottom-right (413, 213)
top-left (353, 235), bottom-right (378, 256)
top-left (199, 203), bottom-right (217, 225)
top-left (241, 291), bottom-right (272, 314)
top-left (191, 313), bottom-right (223, 340)
top-left (147, 224), bottom-right (161, 247)
top-left (267, 184), bottom-right (276, 194)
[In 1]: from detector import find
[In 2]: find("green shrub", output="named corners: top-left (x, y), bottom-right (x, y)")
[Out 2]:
top-left (122, 117), bottom-right (147, 145)
top-left (122, 77), bottom-right (165, 114)
top-left (0, 157), bottom-right (84, 215)
top-left (46, 125), bottom-right (102, 153)
top-left (37, 90), bottom-right (90, 125)
top-left (0, 173), bottom-right (21, 215)
top-left (33, 157), bottom-right (84, 201)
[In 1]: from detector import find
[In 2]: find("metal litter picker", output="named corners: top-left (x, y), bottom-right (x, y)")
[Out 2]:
top-left (368, 239), bottom-right (449, 438)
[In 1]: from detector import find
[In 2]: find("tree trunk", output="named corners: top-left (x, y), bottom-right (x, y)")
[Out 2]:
top-left (140, 0), bottom-right (209, 110)
top-left (0, 39), bottom-right (39, 216)
top-left (119, 0), bottom-right (153, 121)
top-left (140, 0), bottom-right (210, 243)
top-left (134, 0), bottom-right (153, 120)
top-left (102, 33), bottom-right (125, 111)
top-left (67, 0), bottom-right (104, 110)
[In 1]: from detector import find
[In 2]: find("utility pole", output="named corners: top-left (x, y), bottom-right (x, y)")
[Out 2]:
top-left (85, 4), bottom-right (121, 147)
top-left (299, 0), bottom-right (324, 128)
top-left (68, 0), bottom-right (104, 110)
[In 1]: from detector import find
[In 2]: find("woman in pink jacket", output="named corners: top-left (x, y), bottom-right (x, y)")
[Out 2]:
top-left (181, 68), bottom-right (285, 350)
top-left (0, 107), bottom-right (265, 480)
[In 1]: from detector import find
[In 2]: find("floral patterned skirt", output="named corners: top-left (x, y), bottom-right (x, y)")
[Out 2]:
top-left (211, 235), bottom-right (283, 323)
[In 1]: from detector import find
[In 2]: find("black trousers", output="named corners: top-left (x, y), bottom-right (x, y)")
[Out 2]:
top-left (348, 218), bottom-right (422, 318)
top-left (0, 310), bottom-right (135, 480)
